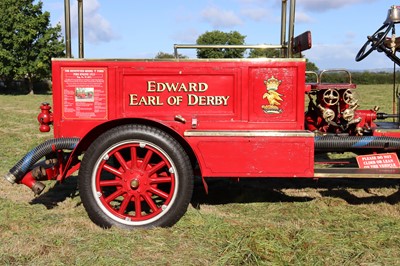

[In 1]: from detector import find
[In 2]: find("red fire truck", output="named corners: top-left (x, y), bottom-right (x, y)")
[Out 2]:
top-left (4, 2), bottom-right (400, 229)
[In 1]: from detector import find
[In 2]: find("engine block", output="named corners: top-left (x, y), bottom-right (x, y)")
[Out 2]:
top-left (305, 73), bottom-right (378, 136)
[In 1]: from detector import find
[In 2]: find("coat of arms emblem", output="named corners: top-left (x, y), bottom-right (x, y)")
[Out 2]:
top-left (262, 76), bottom-right (283, 114)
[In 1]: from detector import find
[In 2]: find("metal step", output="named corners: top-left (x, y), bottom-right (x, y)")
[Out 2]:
top-left (314, 168), bottom-right (400, 179)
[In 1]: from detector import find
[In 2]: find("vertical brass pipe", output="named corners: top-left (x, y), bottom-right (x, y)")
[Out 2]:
top-left (78, 0), bottom-right (84, 58)
top-left (280, 0), bottom-right (287, 58)
top-left (64, 0), bottom-right (72, 58)
top-left (288, 0), bottom-right (296, 58)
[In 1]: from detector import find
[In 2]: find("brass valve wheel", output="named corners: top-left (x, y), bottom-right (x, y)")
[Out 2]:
top-left (323, 89), bottom-right (339, 105)
top-left (343, 89), bottom-right (358, 105)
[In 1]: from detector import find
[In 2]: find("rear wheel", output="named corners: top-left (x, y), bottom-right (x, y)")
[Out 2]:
top-left (78, 124), bottom-right (193, 229)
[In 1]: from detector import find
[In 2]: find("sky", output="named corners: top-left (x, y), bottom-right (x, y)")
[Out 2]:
top-left (42, 0), bottom-right (396, 71)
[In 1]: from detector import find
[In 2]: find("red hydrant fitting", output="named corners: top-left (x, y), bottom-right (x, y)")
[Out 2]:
top-left (38, 102), bottom-right (53, 132)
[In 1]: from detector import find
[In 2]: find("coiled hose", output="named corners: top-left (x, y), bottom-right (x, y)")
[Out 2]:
top-left (4, 138), bottom-right (80, 184)
top-left (315, 135), bottom-right (400, 151)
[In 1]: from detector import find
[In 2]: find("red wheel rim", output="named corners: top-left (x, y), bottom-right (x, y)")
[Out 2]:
top-left (92, 140), bottom-right (177, 225)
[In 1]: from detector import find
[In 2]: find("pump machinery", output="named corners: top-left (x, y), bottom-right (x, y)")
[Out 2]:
top-left (4, 1), bottom-right (400, 229)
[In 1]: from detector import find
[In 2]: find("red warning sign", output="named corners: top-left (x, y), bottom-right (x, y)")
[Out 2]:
top-left (356, 153), bottom-right (400, 169)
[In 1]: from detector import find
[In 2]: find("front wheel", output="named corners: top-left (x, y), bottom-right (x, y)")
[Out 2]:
top-left (78, 124), bottom-right (193, 229)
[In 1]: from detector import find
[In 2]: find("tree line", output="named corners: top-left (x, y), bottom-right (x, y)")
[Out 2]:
top-left (308, 71), bottom-right (400, 85)
top-left (0, 0), bottom-right (64, 94)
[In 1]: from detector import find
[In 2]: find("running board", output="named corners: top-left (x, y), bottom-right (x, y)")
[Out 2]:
top-left (314, 168), bottom-right (400, 179)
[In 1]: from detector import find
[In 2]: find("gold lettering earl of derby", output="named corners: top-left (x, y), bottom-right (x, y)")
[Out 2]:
top-left (129, 81), bottom-right (230, 107)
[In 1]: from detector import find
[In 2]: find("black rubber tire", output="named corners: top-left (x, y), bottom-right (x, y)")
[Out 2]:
top-left (78, 124), bottom-right (193, 229)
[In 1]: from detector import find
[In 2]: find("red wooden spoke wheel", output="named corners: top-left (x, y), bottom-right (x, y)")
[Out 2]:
top-left (79, 125), bottom-right (193, 229)
top-left (95, 141), bottom-right (176, 222)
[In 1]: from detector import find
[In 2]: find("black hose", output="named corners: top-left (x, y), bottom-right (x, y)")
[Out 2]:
top-left (315, 135), bottom-right (400, 151)
top-left (4, 138), bottom-right (80, 184)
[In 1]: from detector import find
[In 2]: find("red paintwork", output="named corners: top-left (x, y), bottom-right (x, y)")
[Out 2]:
top-left (38, 103), bottom-right (53, 132)
top-left (20, 172), bottom-right (38, 190)
top-left (51, 58), bottom-right (314, 178)
top-left (308, 83), bottom-right (356, 90)
top-left (355, 109), bottom-right (377, 131)
top-left (187, 136), bottom-right (314, 177)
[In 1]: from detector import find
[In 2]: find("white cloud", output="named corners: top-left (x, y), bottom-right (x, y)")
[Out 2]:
top-left (237, 0), bottom-right (266, 4)
top-left (303, 44), bottom-right (353, 69)
top-left (295, 11), bottom-right (313, 23)
top-left (297, 0), bottom-right (378, 12)
top-left (201, 6), bottom-right (243, 28)
top-left (304, 43), bottom-right (391, 70)
top-left (241, 8), bottom-right (269, 21)
top-left (344, 32), bottom-right (357, 45)
top-left (70, 0), bottom-right (118, 44)
top-left (172, 28), bottom-right (199, 43)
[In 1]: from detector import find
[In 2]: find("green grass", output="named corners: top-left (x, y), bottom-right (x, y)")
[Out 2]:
top-left (0, 87), bottom-right (400, 265)
top-left (356, 84), bottom-right (397, 113)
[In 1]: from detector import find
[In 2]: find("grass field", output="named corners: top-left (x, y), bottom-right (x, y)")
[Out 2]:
top-left (1, 85), bottom-right (400, 265)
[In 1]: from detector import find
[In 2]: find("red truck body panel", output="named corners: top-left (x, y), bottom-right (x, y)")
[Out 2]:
top-left (51, 58), bottom-right (314, 178)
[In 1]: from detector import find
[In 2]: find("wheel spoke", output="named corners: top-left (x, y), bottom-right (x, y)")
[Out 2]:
top-left (104, 188), bottom-right (124, 204)
top-left (130, 146), bottom-right (137, 169)
top-left (134, 194), bottom-right (142, 218)
top-left (103, 164), bottom-right (123, 178)
top-left (148, 161), bottom-right (166, 176)
top-left (148, 187), bottom-right (169, 199)
top-left (150, 176), bottom-right (172, 184)
top-left (99, 179), bottom-right (122, 187)
top-left (114, 151), bottom-right (129, 171)
top-left (143, 193), bottom-right (158, 212)
top-left (118, 194), bottom-right (132, 214)
top-left (140, 150), bottom-right (153, 170)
